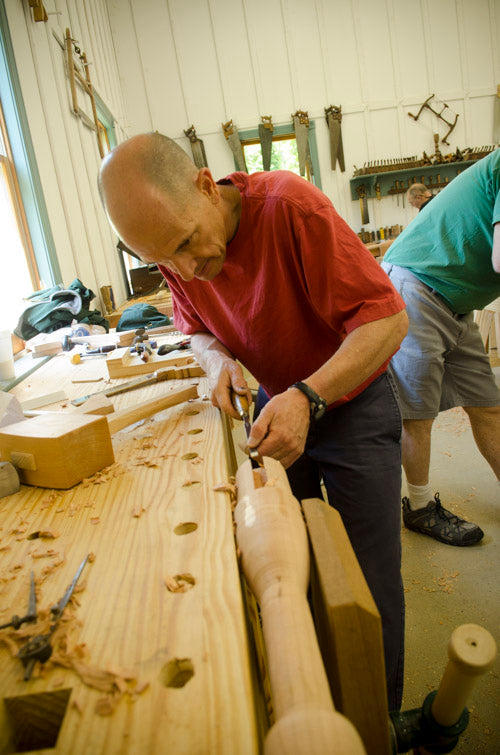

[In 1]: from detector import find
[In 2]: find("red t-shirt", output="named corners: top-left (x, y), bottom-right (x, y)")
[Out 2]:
top-left (160, 171), bottom-right (405, 406)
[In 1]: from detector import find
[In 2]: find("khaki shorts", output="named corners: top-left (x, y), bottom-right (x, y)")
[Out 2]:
top-left (382, 262), bottom-right (500, 419)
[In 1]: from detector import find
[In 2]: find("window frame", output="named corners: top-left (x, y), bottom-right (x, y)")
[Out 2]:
top-left (238, 120), bottom-right (322, 190)
top-left (0, 2), bottom-right (61, 289)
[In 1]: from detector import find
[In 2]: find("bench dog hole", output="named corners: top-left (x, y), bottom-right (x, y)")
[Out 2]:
top-left (174, 522), bottom-right (198, 535)
top-left (3, 688), bottom-right (71, 752)
top-left (160, 658), bottom-right (194, 688)
top-left (165, 573), bottom-right (196, 592)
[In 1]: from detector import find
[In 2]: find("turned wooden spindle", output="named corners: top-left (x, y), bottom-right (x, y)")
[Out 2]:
top-left (431, 623), bottom-right (497, 728)
top-left (234, 457), bottom-right (365, 755)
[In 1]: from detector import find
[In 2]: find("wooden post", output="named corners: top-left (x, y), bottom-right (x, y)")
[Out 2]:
top-left (431, 624), bottom-right (497, 727)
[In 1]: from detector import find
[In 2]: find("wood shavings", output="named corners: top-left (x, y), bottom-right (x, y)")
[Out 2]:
top-left (31, 548), bottom-right (59, 559)
top-left (95, 695), bottom-right (120, 716)
top-left (81, 463), bottom-right (125, 487)
top-left (40, 492), bottom-right (62, 510)
top-left (10, 523), bottom-right (29, 537)
top-left (88, 552), bottom-right (96, 563)
top-left (39, 555), bottom-right (67, 582)
top-left (132, 502), bottom-right (145, 518)
top-left (165, 573), bottom-right (195, 592)
top-left (73, 579), bottom-right (87, 594)
top-left (213, 478), bottom-right (237, 509)
top-left (52, 650), bottom-right (149, 711)
top-left (0, 632), bottom-right (21, 656)
top-left (90, 517), bottom-right (100, 525)
top-left (0, 544), bottom-right (11, 553)
top-left (71, 698), bottom-right (84, 714)
top-left (435, 570), bottom-right (460, 594)
top-left (132, 680), bottom-right (150, 697)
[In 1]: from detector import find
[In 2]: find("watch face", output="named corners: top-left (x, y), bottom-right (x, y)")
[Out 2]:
top-left (313, 402), bottom-right (326, 420)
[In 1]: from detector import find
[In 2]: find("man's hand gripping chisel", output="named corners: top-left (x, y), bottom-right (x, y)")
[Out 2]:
top-left (231, 392), bottom-right (264, 468)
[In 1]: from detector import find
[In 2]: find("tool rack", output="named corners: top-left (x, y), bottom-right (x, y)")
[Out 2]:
top-left (349, 159), bottom-right (477, 201)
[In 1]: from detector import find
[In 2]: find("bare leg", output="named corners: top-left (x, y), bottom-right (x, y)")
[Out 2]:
top-left (401, 418), bottom-right (434, 486)
top-left (463, 405), bottom-right (500, 479)
top-left (401, 415), bottom-right (483, 545)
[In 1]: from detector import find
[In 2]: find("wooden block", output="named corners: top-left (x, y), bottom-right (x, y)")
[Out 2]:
top-left (302, 498), bottom-right (391, 755)
top-left (0, 393), bottom-right (24, 428)
top-left (20, 391), bottom-right (67, 410)
top-left (0, 414), bottom-right (114, 489)
top-left (0, 461), bottom-right (20, 498)
top-left (73, 394), bottom-right (115, 415)
top-left (106, 347), bottom-right (203, 379)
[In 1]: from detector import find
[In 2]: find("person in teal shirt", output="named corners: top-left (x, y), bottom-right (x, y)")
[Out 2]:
top-left (382, 148), bottom-right (500, 546)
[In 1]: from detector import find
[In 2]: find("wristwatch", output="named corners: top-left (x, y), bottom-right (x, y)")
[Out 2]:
top-left (290, 381), bottom-right (327, 421)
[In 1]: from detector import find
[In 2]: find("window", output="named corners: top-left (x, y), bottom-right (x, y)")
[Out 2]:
top-left (1, 2), bottom-right (60, 332)
top-left (0, 99), bottom-right (38, 330)
top-left (238, 121), bottom-right (321, 189)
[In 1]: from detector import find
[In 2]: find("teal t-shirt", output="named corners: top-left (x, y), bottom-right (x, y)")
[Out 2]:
top-left (384, 149), bottom-right (500, 313)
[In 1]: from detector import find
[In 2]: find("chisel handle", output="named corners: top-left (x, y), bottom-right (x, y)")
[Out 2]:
top-left (232, 391), bottom-right (250, 419)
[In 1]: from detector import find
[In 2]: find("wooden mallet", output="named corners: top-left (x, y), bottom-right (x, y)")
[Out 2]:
top-left (234, 456), bottom-right (365, 755)
top-left (0, 385), bottom-right (198, 489)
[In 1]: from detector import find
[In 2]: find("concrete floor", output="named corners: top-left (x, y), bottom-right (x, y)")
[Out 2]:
top-left (401, 404), bottom-right (499, 753)
top-left (232, 374), bottom-right (499, 752)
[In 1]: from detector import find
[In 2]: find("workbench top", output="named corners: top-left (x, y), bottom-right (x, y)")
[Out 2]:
top-left (0, 344), bottom-right (258, 753)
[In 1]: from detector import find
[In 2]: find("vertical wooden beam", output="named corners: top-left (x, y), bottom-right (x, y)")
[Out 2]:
top-left (302, 497), bottom-right (392, 755)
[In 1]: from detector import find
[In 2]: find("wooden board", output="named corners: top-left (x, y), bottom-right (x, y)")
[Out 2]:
top-left (0, 358), bottom-right (258, 754)
top-left (106, 348), bottom-right (204, 379)
top-left (302, 498), bottom-right (391, 755)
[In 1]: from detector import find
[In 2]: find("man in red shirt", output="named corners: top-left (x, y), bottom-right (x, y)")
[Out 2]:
top-left (100, 132), bottom-right (408, 710)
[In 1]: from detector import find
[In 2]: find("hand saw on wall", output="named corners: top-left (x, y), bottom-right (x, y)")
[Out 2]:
top-left (324, 105), bottom-right (345, 172)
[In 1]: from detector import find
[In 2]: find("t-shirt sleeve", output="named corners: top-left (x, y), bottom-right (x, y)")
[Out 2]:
top-left (295, 204), bottom-right (405, 334)
top-left (158, 266), bottom-right (208, 335)
top-left (493, 188), bottom-right (500, 225)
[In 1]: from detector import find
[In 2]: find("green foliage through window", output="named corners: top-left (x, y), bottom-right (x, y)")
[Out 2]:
top-left (243, 138), bottom-right (301, 175)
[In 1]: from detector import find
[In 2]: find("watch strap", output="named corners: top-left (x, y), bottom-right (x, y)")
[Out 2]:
top-left (290, 381), bottom-right (327, 420)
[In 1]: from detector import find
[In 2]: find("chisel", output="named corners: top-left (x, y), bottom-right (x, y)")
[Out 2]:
top-left (232, 392), bottom-right (264, 468)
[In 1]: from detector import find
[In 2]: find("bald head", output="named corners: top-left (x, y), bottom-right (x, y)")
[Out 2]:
top-left (99, 132), bottom-right (198, 214)
top-left (407, 183), bottom-right (432, 209)
top-left (97, 132), bottom-right (241, 279)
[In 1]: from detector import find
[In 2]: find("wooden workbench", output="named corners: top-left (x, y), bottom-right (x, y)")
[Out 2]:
top-left (0, 343), bottom-right (259, 753)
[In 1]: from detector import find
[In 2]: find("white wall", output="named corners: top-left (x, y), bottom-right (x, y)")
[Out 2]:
top-left (4, 0), bottom-right (129, 308)
top-left (4, 0), bottom-right (500, 313)
top-left (106, 0), bottom-right (500, 232)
